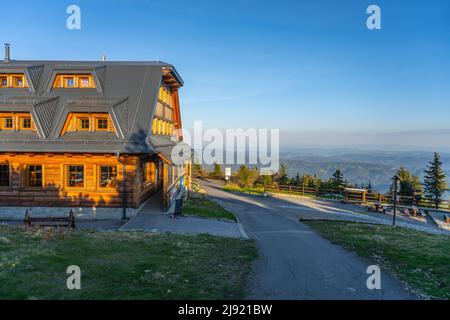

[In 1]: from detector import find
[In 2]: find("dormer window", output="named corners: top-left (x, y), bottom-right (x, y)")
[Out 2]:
top-left (0, 74), bottom-right (29, 88)
top-left (96, 117), bottom-right (108, 131)
top-left (53, 74), bottom-right (96, 89)
top-left (61, 113), bottom-right (115, 136)
top-left (64, 76), bottom-right (75, 88)
top-left (79, 76), bottom-right (91, 88)
top-left (13, 76), bottom-right (23, 87)
top-left (3, 117), bottom-right (13, 129)
top-left (0, 76), bottom-right (7, 87)
top-left (0, 113), bottom-right (35, 131)
top-left (78, 118), bottom-right (90, 130)
top-left (20, 116), bottom-right (32, 130)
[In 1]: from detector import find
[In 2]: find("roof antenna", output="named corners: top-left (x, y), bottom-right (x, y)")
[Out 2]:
top-left (101, 54), bottom-right (106, 62)
top-left (4, 43), bottom-right (10, 64)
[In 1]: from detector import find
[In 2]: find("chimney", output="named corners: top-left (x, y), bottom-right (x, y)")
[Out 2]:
top-left (4, 43), bottom-right (10, 63)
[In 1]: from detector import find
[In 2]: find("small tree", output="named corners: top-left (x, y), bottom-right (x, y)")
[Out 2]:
top-left (276, 163), bottom-right (289, 185)
top-left (423, 152), bottom-right (448, 209)
top-left (412, 175), bottom-right (423, 203)
top-left (331, 169), bottom-right (344, 190)
top-left (234, 165), bottom-right (259, 187)
top-left (192, 160), bottom-right (204, 178)
top-left (293, 172), bottom-right (301, 186)
top-left (301, 174), bottom-right (316, 188)
top-left (367, 181), bottom-right (374, 193)
top-left (212, 162), bottom-right (223, 178)
top-left (390, 167), bottom-right (416, 197)
top-left (257, 174), bottom-right (273, 189)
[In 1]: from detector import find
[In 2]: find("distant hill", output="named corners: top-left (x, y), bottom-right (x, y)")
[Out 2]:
top-left (280, 149), bottom-right (450, 193)
top-left (197, 148), bottom-right (450, 196)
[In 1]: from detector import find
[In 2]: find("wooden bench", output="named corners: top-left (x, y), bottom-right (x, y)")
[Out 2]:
top-left (368, 202), bottom-right (385, 213)
top-left (444, 214), bottom-right (450, 224)
top-left (382, 205), bottom-right (392, 214)
top-left (24, 210), bottom-right (76, 229)
top-left (418, 209), bottom-right (427, 218)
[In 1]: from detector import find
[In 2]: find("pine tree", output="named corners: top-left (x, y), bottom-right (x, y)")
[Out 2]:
top-left (412, 175), bottom-right (423, 194)
top-left (423, 152), bottom-right (448, 209)
top-left (390, 167), bottom-right (415, 197)
top-left (294, 172), bottom-right (301, 186)
top-left (258, 174), bottom-right (273, 188)
top-left (277, 163), bottom-right (289, 185)
top-left (367, 181), bottom-right (374, 193)
top-left (331, 169), bottom-right (344, 190)
top-left (412, 175), bottom-right (423, 204)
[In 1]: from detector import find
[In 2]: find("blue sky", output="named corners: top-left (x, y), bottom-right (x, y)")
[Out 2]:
top-left (2, 0), bottom-right (450, 150)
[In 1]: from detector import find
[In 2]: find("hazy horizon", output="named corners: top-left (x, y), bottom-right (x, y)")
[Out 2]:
top-left (185, 127), bottom-right (450, 154)
top-left (3, 0), bottom-right (450, 143)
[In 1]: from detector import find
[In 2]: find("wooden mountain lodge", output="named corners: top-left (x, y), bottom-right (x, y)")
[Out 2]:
top-left (0, 44), bottom-right (191, 213)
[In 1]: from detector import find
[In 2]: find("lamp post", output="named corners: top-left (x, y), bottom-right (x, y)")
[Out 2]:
top-left (116, 152), bottom-right (127, 221)
top-left (392, 175), bottom-right (400, 226)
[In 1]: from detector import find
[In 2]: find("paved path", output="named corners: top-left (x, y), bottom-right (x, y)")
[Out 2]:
top-left (120, 193), bottom-right (244, 238)
top-left (202, 179), bottom-right (418, 300)
top-left (268, 193), bottom-right (449, 235)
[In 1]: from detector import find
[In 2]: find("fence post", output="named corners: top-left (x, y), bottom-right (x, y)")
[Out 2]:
top-left (24, 209), bottom-right (30, 227)
top-left (69, 209), bottom-right (76, 229)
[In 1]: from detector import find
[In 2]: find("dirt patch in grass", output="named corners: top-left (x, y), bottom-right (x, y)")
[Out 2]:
top-left (0, 226), bottom-right (257, 300)
top-left (305, 220), bottom-right (450, 299)
top-left (184, 197), bottom-right (236, 221)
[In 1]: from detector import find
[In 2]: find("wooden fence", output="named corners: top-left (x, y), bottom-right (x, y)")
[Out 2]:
top-left (265, 184), bottom-right (450, 210)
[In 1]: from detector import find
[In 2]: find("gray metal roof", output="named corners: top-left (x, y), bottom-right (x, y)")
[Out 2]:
top-left (0, 60), bottom-right (183, 154)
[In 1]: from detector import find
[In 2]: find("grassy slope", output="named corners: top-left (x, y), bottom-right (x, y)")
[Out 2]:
top-left (305, 221), bottom-right (450, 299)
top-left (0, 227), bottom-right (257, 300)
top-left (183, 197), bottom-right (236, 221)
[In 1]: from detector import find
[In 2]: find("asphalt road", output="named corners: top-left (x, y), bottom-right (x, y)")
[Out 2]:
top-left (202, 179), bottom-right (418, 300)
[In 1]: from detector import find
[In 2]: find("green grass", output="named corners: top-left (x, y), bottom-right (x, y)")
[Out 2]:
top-left (222, 185), bottom-right (265, 195)
top-left (183, 197), bottom-right (236, 221)
top-left (223, 184), bottom-right (344, 200)
top-left (267, 189), bottom-right (345, 200)
top-left (305, 220), bottom-right (450, 299)
top-left (0, 226), bottom-right (257, 300)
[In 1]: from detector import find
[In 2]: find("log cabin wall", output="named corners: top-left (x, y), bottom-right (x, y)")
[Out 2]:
top-left (0, 153), bottom-right (160, 208)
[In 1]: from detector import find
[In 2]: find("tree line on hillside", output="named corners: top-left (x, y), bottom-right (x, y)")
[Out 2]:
top-left (193, 152), bottom-right (448, 209)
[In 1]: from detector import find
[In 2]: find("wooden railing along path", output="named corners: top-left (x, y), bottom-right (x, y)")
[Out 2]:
top-left (265, 184), bottom-right (449, 210)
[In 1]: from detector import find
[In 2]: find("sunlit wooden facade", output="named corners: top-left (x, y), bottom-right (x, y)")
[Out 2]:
top-left (0, 58), bottom-right (190, 211)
